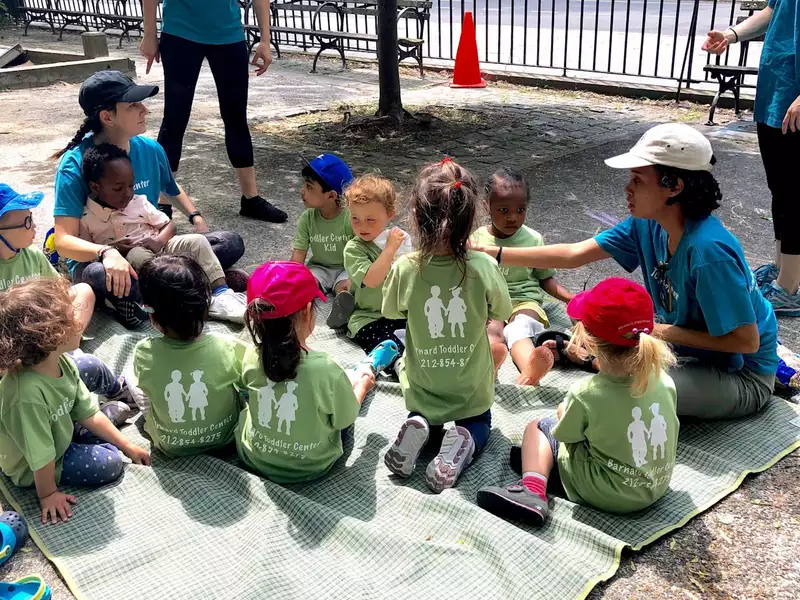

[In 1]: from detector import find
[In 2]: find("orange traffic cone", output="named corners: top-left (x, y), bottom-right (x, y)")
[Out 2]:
top-left (450, 12), bottom-right (486, 88)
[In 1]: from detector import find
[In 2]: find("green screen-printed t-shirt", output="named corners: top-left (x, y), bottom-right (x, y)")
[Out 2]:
top-left (293, 208), bottom-right (354, 268)
top-left (343, 237), bottom-right (387, 338)
top-left (133, 334), bottom-right (247, 457)
top-left (0, 247), bottom-right (58, 292)
top-left (554, 371), bottom-right (679, 514)
top-left (382, 251), bottom-right (512, 424)
top-left (236, 347), bottom-right (359, 484)
top-left (470, 226), bottom-right (555, 304)
top-left (0, 355), bottom-right (99, 487)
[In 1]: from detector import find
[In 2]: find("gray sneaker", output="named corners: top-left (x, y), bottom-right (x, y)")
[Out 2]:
top-left (424, 426), bottom-right (475, 494)
top-left (107, 377), bottom-right (147, 411)
top-left (477, 482), bottom-right (549, 526)
top-left (384, 416), bottom-right (430, 477)
top-left (326, 290), bottom-right (355, 329)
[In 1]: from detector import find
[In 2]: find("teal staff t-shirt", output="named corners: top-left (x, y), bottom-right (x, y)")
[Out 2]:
top-left (161, 0), bottom-right (246, 45)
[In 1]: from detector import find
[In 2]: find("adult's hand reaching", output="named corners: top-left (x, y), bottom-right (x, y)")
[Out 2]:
top-left (701, 30), bottom-right (734, 55)
top-left (102, 248), bottom-right (138, 298)
top-left (140, 33), bottom-right (160, 74)
top-left (251, 43), bottom-right (272, 76)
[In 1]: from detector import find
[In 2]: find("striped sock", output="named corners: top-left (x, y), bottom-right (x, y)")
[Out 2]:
top-left (522, 471), bottom-right (548, 502)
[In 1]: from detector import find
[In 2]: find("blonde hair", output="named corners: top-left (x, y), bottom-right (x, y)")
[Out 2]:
top-left (569, 322), bottom-right (676, 397)
top-left (344, 174), bottom-right (397, 213)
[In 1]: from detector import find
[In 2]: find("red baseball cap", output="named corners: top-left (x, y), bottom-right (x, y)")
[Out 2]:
top-left (566, 277), bottom-right (654, 347)
top-left (246, 261), bottom-right (326, 319)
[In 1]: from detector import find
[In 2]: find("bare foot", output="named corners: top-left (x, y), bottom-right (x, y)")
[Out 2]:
top-left (517, 346), bottom-right (554, 386)
top-left (491, 342), bottom-right (508, 376)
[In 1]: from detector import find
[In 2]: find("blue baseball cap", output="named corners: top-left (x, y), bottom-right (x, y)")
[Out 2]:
top-left (0, 184), bottom-right (44, 220)
top-left (302, 154), bottom-right (353, 196)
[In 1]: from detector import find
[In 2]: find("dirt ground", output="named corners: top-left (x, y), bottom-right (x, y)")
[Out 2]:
top-left (0, 26), bottom-right (798, 600)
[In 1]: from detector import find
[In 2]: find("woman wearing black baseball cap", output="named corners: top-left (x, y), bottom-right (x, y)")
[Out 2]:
top-left (51, 70), bottom-right (249, 328)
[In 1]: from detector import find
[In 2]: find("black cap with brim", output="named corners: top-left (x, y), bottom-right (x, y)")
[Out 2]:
top-left (79, 70), bottom-right (159, 116)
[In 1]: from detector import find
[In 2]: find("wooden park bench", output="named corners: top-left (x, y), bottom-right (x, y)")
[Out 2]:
top-left (703, 0), bottom-right (767, 125)
top-left (241, 0), bottom-right (432, 77)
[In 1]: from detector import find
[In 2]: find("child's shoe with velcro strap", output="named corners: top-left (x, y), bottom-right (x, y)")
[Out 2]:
top-left (424, 426), bottom-right (475, 494)
top-left (477, 482), bottom-right (550, 526)
top-left (384, 416), bottom-right (430, 478)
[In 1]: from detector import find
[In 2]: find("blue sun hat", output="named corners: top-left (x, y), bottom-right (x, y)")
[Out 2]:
top-left (0, 184), bottom-right (43, 220)
top-left (0, 511), bottom-right (28, 568)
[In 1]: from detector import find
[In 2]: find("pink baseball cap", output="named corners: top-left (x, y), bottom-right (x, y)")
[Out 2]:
top-left (246, 261), bottom-right (326, 319)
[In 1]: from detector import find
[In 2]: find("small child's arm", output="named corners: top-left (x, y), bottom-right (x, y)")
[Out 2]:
top-left (34, 462), bottom-right (77, 525)
top-left (363, 228), bottom-right (406, 288)
top-left (540, 277), bottom-right (574, 303)
top-left (76, 412), bottom-right (151, 466)
top-left (141, 221), bottom-right (177, 254)
top-left (290, 249), bottom-right (307, 264)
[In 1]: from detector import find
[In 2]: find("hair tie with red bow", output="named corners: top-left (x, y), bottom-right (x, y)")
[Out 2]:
top-left (453, 181), bottom-right (462, 190)
top-left (441, 156), bottom-right (453, 165)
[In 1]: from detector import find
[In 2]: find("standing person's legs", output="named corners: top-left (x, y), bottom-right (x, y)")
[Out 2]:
top-left (74, 262), bottom-right (144, 329)
top-left (157, 33), bottom-right (206, 173)
top-left (669, 361), bottom-right (774, 419)
top-left (205, 40), bottom-right (287, 222)
top-left (757, 123), bottom-right (800, 297)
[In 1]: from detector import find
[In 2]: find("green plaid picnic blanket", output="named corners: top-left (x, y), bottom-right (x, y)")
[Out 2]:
top-left (1, 303), bottom-right (798, 600)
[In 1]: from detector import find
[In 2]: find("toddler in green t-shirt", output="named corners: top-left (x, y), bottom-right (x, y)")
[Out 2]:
top-left (471, 167), bottom-right (574, 385)
top-left (0, 278), bottom-right (150, 525)
top-left (133, 255), bottom-right (248, 458)
top-left (291, 154), bottom-right (356, 330)
top-left (343, 174), bottom-right (413, 369)
top-left (478, 278), bottom-right (679, 526)
top-left (382, 158), bottom-right (513, 494)
top-left (236, 261), bottom-right (382, 484)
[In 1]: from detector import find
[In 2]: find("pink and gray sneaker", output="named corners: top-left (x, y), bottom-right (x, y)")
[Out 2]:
top-left (384, 415), bottom-right (430, 477)
top-left (424, 426), bottom-right (475, 494)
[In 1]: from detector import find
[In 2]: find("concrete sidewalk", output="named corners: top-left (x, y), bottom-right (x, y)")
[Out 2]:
top-left (0, 26), bottom-right (797, 600)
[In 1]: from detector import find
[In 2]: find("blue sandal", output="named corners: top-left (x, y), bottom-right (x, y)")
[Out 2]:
top-left (0, 512), bottom-right (28, 568)
top-left (0, 576), bottom-right (51, 600)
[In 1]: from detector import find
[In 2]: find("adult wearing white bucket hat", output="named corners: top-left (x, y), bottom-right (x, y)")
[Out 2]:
top-left (472, 123), bottom-right (778, 420)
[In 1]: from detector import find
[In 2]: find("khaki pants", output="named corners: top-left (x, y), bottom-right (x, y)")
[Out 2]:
top-left (127, 234), bottom-right (225, 284)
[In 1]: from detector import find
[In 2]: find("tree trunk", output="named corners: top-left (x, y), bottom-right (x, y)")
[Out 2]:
top-left (376, 0), bottom-right (403, 124)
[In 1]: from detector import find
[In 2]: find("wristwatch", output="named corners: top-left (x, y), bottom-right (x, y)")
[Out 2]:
top-left (188, 211), bottom-right (203, 225)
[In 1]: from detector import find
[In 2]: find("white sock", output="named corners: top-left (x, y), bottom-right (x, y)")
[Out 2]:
top-left (777, 254), bottom-right (800, 294)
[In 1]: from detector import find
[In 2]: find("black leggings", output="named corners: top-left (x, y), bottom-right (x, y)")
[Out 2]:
top-left (757, 122), bottom-right (800, 255)
top-left (157, 32), bottom-right (254, 172)
top-left (352, 318), bottom-right (406, 355)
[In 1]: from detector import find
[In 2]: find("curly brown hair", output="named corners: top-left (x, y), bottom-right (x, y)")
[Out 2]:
top-left (0, 278), bottom-right (82, 371)
top-left (344, 174), bottom-right (397, 214)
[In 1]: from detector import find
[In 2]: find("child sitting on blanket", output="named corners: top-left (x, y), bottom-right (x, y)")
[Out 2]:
top-left (343, 174), bottom-right (413, 369)
top-left (477, 278), bottom-right (679, 526)
top-left (290, 154), bottom-right (356, 330)
top-left (382, 158), bottom-right (513, 494)
top-left (0, 183), bottom-right (141, 409)
top-left (0, 278), bottom-right (150, 525)
top-left (79, 143), bottom-right (246, 325)
top-left (236, 261), bottom-right (385, 484)
top-left (133, 255), bottom-right (247, 457)
top-left (470, 167), bottom-right (574, 384)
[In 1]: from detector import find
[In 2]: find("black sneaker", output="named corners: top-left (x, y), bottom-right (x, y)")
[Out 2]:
top-left (224, 269), bottom-right (250, 293)
top-left (240, 195), bottom-right (288, 223)
top-left (326, 290), bottom-right (355, 329)
top-left (108, 298), bottom-right (146, 330)
top-left (477, 482), bottom-right (549, 526)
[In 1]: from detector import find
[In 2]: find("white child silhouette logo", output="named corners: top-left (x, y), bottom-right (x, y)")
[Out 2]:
top-left (627, 406), bottom-right (649, 467)
top-left (446, 286), bottom-right (468, 338)
top-left (187, 370), bottom-right (208, 422)
top-left (164, 370), bottom-right (187, 424)
top-left (276, 381), bottom-right (299, 435)
top-left (257, 381), bottom-right (276, 429)
top-left (648, 403), bottom-right (668, 460)
top-left (424, 285), bottom-right (447, 339)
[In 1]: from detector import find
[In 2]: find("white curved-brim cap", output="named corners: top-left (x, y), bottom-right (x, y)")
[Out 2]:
top-left (605, 123), bottom-right (715, 172)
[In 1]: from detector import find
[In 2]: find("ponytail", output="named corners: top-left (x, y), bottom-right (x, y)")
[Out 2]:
top-left (51, 110), bottom-right (109, 160)
top-left (628, 333), bottom-right (676, 397)
top-left (245, 300), bottom-right (304, 382)
top-left (569, 322), bottom-right (676, 397)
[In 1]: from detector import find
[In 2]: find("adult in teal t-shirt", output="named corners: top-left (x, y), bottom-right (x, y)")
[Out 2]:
top-left (704, 2), bottom-right (800, 314)
top-left (138, 0), bottom-right (287, 224)
top-left (471, 124), bottom-right (778, 421)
